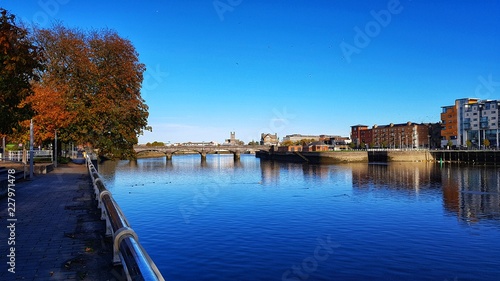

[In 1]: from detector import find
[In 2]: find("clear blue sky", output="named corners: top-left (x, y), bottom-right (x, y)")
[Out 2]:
top-left (3, 0), bottom-right (500, 144)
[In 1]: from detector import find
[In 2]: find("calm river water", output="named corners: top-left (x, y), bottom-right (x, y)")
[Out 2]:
top-left (98, 154), bottom-right (500, 281)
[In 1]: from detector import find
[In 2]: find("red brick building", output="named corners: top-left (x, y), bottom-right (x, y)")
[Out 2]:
top-left (351, 122), bottom-right (431, 148)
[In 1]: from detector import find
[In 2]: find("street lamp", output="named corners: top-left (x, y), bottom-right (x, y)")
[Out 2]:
top-left (54, 130), bottom-right (58, 168)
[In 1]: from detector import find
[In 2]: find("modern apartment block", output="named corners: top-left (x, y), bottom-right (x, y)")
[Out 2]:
top-left (463, 100), bottom-right (500, 147)
top-left (441, 98), bottom-right (500, 148)
top-left (440, 105), bottom-right (458, 146)
top-left (351, 122), bottom-right (431, 148)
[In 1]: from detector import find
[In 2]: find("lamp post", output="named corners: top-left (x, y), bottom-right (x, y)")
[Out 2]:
top-left (54, 130), bottom-right (58, 168)
top-left (29, 119), bottom-right (34, 179)
top-left (2, 136), bottom-right (5, 161)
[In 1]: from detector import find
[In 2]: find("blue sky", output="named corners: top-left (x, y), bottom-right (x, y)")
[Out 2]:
top-left (3, 0), bottom-right (500, 144)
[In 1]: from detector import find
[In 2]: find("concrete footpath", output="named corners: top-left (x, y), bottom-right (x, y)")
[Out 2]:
top-left (0, 163), bottom-right (124, 280)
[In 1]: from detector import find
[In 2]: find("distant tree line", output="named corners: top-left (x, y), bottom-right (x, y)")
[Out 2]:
top-left (145, 141), bottom-right (165, 147)
top-left (0, 9), bottom-right (150, 159)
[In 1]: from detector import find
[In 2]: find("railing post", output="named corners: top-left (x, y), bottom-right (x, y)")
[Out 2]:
top-left (113, 227), bottom-right (139, 264)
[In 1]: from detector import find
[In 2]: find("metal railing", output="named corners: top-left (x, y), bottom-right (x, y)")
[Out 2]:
top-left (86, 154), bottom-right (165, 281)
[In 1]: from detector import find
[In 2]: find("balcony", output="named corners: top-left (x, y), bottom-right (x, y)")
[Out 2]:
top-left (480, 122), bottom-right (489, 129)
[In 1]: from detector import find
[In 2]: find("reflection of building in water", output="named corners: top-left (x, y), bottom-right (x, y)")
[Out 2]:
top-left (351, 163), bottom-right (435, 191)
top-left (442, 166), bottom-right (500, 222)
top-left (302, 164), bottom-right (329, 180)
top-left (259, 160), bottom-right (281, 185)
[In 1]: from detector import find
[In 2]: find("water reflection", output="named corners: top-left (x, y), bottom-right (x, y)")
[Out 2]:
top-left (100, 157), bottom-right (500, 225)
top-left (259, 159), bottom-right (280, 185)
top-left (348, 162), bottom-right (500, 223)
top-left (351, 162), bottom-right (438, 191)
top-left (441, 165), bottom-right (500, 223)
top-left (97, 156), bottom-right (500, 280)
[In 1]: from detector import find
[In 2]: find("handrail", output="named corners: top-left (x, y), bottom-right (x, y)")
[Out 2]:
top-left (85, 154), bottom-right (165, 281)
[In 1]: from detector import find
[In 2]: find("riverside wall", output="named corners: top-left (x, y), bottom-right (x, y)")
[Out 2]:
top-left (257, 150), bottom-right (500, 165)
top-left (257, 151), bottom-right (368, 164)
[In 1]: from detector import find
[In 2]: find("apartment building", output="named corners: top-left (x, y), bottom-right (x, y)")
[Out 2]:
top-left (441, 105), bottom-right (457, 146)
top-left (441, 98), bottom-right (500, 148)
top-left (351, 122), bottom-right (430, 148)
top-left (455, 98), bottom-right (480, 146)
top-left (350, 125), bottom-right (370, 147)
top-left (463, 100), bottom-right (500, 147)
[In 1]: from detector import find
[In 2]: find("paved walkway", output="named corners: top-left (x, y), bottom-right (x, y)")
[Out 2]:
top-left (0, 163), bottom-right (123, 280)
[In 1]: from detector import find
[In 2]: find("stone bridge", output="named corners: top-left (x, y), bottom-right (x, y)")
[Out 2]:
top-left (133, 145), bottom-right (271, 161)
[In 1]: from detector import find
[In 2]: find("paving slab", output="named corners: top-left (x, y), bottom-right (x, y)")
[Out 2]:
top-left (0, 163), bottom-right (124, 281)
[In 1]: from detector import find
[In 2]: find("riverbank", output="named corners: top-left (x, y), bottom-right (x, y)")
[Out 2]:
top-left (256, 150), bottom-right (500, 164)
top-left (256, 150), bottom-right (369, 164)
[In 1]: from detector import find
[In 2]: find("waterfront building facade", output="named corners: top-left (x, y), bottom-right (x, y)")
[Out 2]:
top-left (441, 105), bottom-right (458, 147)
top-left (351, 122), bottom-right (430, 148)
top-left (351, 125), bottom-right (370, 147)
top-left (441, 98), bottom-right (500, 148)
top-left (456, 98), bottom-right (480, 147)
top-left (463, 99), bottom-right (500, 148)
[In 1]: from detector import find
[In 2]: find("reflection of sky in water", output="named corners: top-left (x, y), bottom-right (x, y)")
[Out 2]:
top-left (98, 156), bottom-right (500, 281)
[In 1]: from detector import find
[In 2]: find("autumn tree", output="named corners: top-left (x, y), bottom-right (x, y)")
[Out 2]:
top-left (29, 24), bottom-right (149, 159)
top-left (483, 139), bottom-right (490, 148)
top-left (0, 9), bottom-right (42, 135)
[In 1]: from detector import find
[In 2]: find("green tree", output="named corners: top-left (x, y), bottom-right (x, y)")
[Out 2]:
top-left (0, 9), bottom-right (43, 135)
top-left (147, 141), bottom-right (165, 147)
top-left (447, 140), bottom-right (453, 148)
top-left (30, 24), bottom-right (149, 159)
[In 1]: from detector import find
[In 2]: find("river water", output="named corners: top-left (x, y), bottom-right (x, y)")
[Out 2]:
top-left (98, 154), bottom-right (500, 281)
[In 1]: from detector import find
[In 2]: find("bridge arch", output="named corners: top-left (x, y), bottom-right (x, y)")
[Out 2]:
top-left (134, 145), bottom-right (270, 162)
